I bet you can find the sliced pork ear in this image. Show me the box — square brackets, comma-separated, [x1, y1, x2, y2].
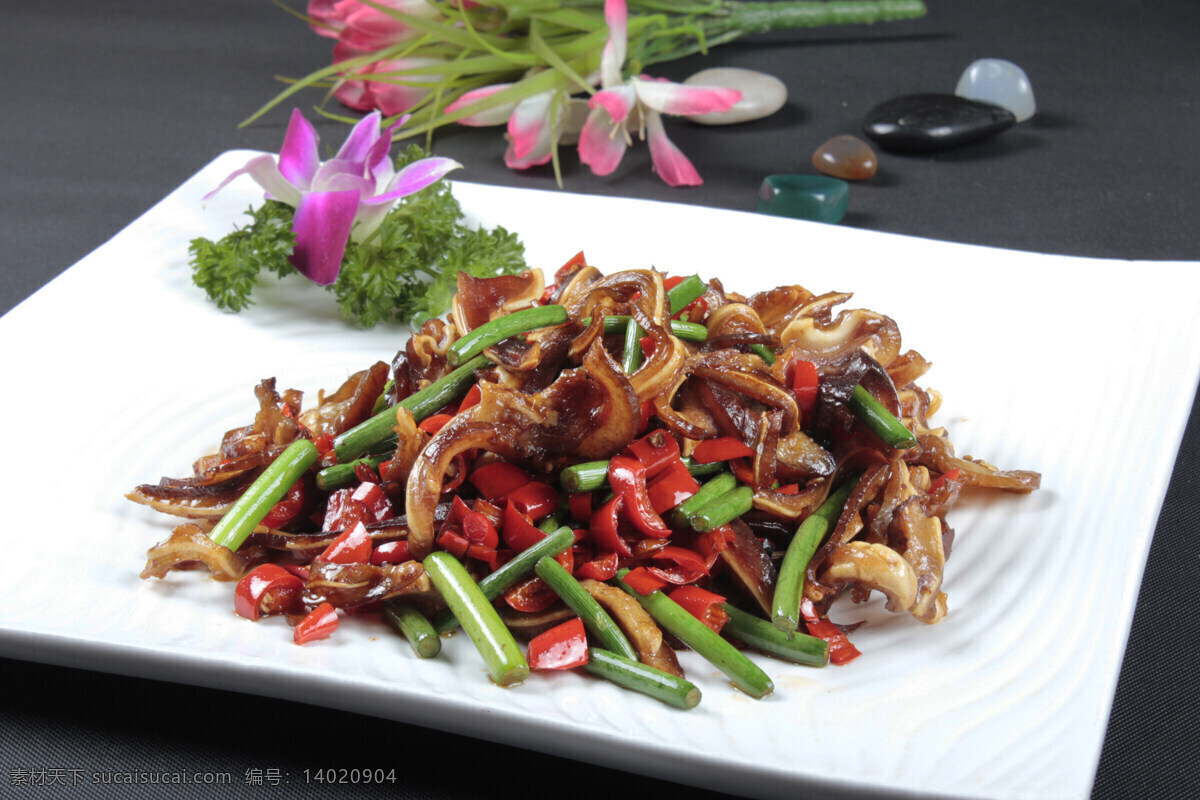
[580, 579, 684, 678]
[451, 270, 545, 335]
[297, 361, 390, 438]
[405, 339, 640, 559]
[127, 471, 259, 519]
[303, 561, 433, 608]
[140, 523, 249, 581]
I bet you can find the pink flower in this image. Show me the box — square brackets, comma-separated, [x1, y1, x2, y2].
[446, 85, 590, 170]
[578, 0, 741, 186]
[204, 109, 460, 285]
[332, 53, 445, 117]
[307, 0, 437, 50]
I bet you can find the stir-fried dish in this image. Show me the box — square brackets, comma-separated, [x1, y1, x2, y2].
[129, 256, 1039, 705]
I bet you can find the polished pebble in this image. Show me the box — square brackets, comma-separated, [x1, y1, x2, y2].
[862, 93, 1016, 153]
[757, 175, 849, 223]
[955, 58, 1036, 122]
[812, 135, 878, 180]
[683, 67, 787, 125]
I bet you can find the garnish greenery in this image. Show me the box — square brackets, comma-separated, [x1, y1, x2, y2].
[189, 145, 527, 327]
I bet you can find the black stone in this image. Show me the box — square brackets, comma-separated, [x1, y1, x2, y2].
[862, 93, 1016, 154]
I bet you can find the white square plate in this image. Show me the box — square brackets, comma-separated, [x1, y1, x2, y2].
[3, 152, 1198, 800]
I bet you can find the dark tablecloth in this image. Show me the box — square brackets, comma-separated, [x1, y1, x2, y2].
[2, 1, 1197, 798]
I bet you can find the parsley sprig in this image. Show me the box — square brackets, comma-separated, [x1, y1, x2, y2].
[188, 145, 526, 327]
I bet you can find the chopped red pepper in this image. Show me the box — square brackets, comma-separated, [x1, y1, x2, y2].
[573, 551, 619, 581]
[528, 617, 589, 670]
[234, 564, 304, 621]
[801, 598, 861, 665]
[322, 487, 368, 532]
[662, 275, 685, 291]
[775, 483, 800, 495]
[501, 501, 546, 552]
[462, 510, 500, 548]
[928, 468, 962, 494]
[350, 481, 392, 522]
[293, 602, 339, 645]
[418, 413, 455, 435]
[691, 436, 756, 464]
[504, 574, 560, 612]
[646, 545, 710, 585]
[469, 461, 531, 501]
[353, 462, 381, 484]
[608, 455, 672, 538]
[669, 586, 729, 634]
[505, 481, 559, 521]
[790, 360, 820, 417]
[466, 544, 507, 572]
[261, 478, 306, 529]
[639, 336, 656, 358]
[589, 495, 633, 557]
[647, 459, 701, 514]
[312, 432, 336, 458]
[625, 431, 683, 479]
[318, 521, 373, 564]
[693, 524, 735, 569]
[370, 539, 410, 565]
[567, 492, 593, 522]
[437, 528, 471, 558]
[622, 566, 668, 595]
[457, 383, 482, 412]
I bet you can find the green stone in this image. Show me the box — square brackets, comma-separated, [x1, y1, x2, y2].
[756, 175, 849, 223]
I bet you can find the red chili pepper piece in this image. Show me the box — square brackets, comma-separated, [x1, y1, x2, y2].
[637, 402, 654, 434]
[567, 492, 593, 522]
[669, 585, 730, 634]
[639, 336, 656, 358]
[662, 275, 685, 291]
[294, 602, 339, 645]
[469, 462, 531, 501]
[801, 598, 862, 665]
[462, 511, 500, 548]
[502, 501, 547, 552]
[465, 544, 505, 572]
[234, 564, 304, 621]
[321, 487, 367, 532]
[418, 413, 455, 435]
[370, 539, 410, 565]
[528, 617, 589, 670]
[312, 432, 336, 459]
[691, 436, 756, 464]
[353, 462, 381, 484]
[693, 525, 735, 570]
[646, 544, 710, 585]
[608, 455, 672, 538]
[261, 478, 306, 529]
[319, 521, 373, 564]
[437, 528, 471, 559]
[351, 481, 392, 522]
[674, 295, 707, 322]
[928, 468, 962, 494]
[647, 459, 701, 514]
[775, 483, 800, 495]
[282, 563, 310, 582]
[790, 360, 820, 417]
[622, 566, 668, 595]
[589, 495, 633, 557]
[457, 383, 482, 412]
[505, 481, 559, 521]
[625, 431, 683, 479]
[574, 551, 619, 581]
[504, 574, 560, 613]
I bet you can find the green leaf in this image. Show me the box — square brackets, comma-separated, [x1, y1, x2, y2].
[189, 201, 296, 312]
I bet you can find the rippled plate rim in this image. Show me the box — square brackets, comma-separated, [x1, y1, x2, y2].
[2, 151, 1199, 800]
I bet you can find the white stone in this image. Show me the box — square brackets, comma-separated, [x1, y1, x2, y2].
[682, 67, 787, 126]
[955, 58, 1036, 122]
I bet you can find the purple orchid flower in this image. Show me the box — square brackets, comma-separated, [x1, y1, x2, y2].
[205, 109, 460, 284]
